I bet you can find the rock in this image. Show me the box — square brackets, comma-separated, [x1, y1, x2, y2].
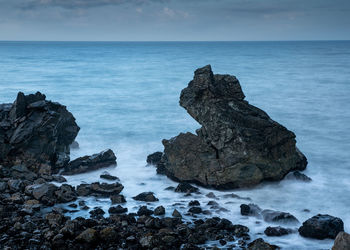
[240, 204, 262, 216]
[175, 182, 199, 193]
[261, 210, 299, 224]
[154, 206, 165, 215]
[264, 226, 293, 236]
[7, 179, 23, 192]
[110, 194, 126, 204]
[100, 173, 119, 181]
[188, 207, 202, 214]
[137, 206, 153, 216]
[76, 182, 124, 197]
[32, 183, 58, 201]
[54, 184, 77, 203]
[45, 213, 64, 228]
[99, 227, 117, 242]
[287, 171, 312, 182]
[206, 192, 217, 199]
[158, 65, 307, 189]
[172, 209, 182, 218]
[0, 92, 79, 172]
[332, 232, 350, 250]
[248, 238, 280, 250]
[132, 192, 159, 202]
[62, 149, 116, 175]
[147, 152, 163, 165]
[89, 208, 105, 218]
[70, 141, 79, 149]
[52, 175, 67, 183]
[75, 228, 97, 243]
[108, 205, 127, 214]
[188, 200, 200, 207]
[299, 214, 344, 239]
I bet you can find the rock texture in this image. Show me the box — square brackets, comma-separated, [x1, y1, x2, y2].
[332, 232, 350, 250]
[0, 92, 79, 173]
[299, 214, 344, 239]
[62, 149, 116, 175]
[157, 65, 307, 189]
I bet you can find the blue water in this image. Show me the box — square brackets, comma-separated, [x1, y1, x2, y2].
[0, 41, 349, 249]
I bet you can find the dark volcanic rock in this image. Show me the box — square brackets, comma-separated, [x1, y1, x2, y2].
[0, 92, 79, 172]
[108, 205, 127, 214]
[158, 65, 307, 189]
[100, 173, 119, 181]
[287, 171, 312, 182]
[62, 149, 116, 175]
[110, 194, 126, 204]
[137, 206, 153, 216]
[240, 204, 262, 216]
[154, 206, 165, 215]
[76, 182, 124, 197]
[299, 214, 344, 239]
[261, 210, 299, 224]
[132, 192, 159, 202]
[264, 226, 293, 237]
[248, 238, 280, 250]
[332, 232, 350, 250]
[175, 182, 199, 193]
[146, 152, 163, 165]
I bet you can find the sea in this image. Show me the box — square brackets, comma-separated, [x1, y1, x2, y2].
[0, 41, 349, 249]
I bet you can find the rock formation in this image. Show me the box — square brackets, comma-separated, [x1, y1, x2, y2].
[156, 65, 307, 189]
[0, 92, 79, 173]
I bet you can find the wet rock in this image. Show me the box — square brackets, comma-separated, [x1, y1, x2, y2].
[175, 182, 199, 193]
[332, 232, 350, 250]
[89, 208, 105, 218]
[10, 165, 37, 181]
[32, 183, 58, 201]
[70, 141, 79, 149]
[137, 206, 153, 216]
[7, 179, 23, 192]
[63, 149, 116, 175]
[299, 214, 344, 239]
[172, 209, 182, 218]
[188, 207, 202, 214]
[75, 228, 97, 243]
[110, 194, 126, 204]
[133, 192, 159, 202]
[223, 193, 251, 200]
[45, 212, 64, 228]
[55, 184, 77, 203]
[147, 151, 163, 165]
[262, 210, 299, 224]
[0, 92, 79, 172]
[286, 171, 312, 182]
[52, 175, 67, 183]
[100, 173, 119, 181]
[248, 238, 280, 250]
[206, 192, 217, 199]
[108, 205, 127, 214]
[154, 205, 165, 215]
[189, 200, 200, 207]
[76, 182, 124, 197]
[264, 226, 293, 236]
[99, 227, 118, 242]
[158, 65, 307, 189]
[240, 204, 262, 216]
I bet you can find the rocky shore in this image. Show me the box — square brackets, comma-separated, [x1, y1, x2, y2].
[0, 67, 348, 249]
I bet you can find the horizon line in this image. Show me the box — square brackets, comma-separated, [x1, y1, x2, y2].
[0, 39, 349, 43]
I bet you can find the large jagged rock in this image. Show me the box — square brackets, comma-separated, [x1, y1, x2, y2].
[62, 149, 116, 175]
[158, 65, 307, 189]
[0, 92, 80, 173]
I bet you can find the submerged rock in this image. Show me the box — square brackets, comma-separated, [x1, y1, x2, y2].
[146, 152, 163, 165]
[132, 192, 159, 202]
[62, 149, 116, 175]
[157, 65, 307, 189]
[76, 182, 124, 197]
[264, 226, 293, 237]
[174, 182, 199, 193]
[0, 92, 79, 172]
[299, 214, 344, 239]
[248, 238, 280, 250]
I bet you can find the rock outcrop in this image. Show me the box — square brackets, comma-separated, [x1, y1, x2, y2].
[157, 65, 307, 189]
[0, 92, 79, 173]
[62, 149, 116, 175]
[299, 214, 344, 239]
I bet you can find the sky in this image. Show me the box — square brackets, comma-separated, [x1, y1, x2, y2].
[0, 0, 349, 41]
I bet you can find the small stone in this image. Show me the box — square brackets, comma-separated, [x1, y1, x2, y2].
[76, 228, 97, 243]
[133, 192, 158, 202]
[108, 205, 127, 214]
[137, 206, 153, 216]
[172, 209, 182, 218]
[188, 207, 202, 214]
[154, 206, 165, 215]
[188, 200, 200, 207]
[110, 194, 126, 204]
[175, 183, 198, 193]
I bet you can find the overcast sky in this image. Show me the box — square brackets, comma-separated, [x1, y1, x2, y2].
[0, 0, 349, 41]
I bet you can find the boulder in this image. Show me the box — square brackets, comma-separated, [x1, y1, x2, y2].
[332, 232, 350, 250]
[157, 65, 307, 189]
[0, 92, 79, 173]
[264, 226, 293, 236]
[147, 152, 163, 165]
[110, 194, 126, 204]
[240, 204, 262, 217]
[154, 206, 165, 215]
[75, 228, 97, 243]
[299, 214, 344, 239]
[248, 238, 280, 250]
[62, 149, 116, 175]
[175, 182, 199, 193]
[261, 210, 299, 224]
[76, 182, 124, 197]
[108, 205, 127, 214]
[132, 192, 158, 202]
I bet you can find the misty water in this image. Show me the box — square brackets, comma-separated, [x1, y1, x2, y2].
[0, 41, 349, 249]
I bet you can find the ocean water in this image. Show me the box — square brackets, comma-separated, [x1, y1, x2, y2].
[0, 41, 349, 249]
